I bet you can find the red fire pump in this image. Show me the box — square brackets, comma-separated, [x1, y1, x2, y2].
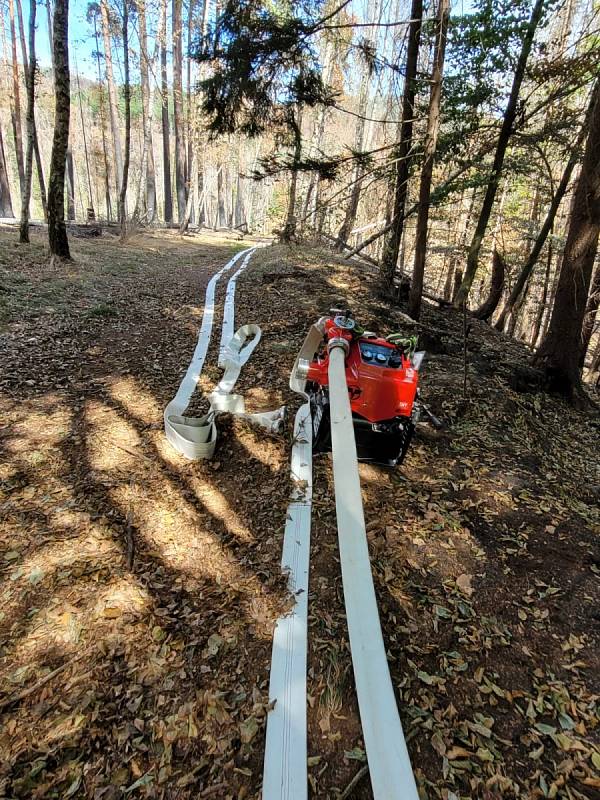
[305, 309, 439, 466]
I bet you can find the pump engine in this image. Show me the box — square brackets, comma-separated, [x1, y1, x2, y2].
[300, 309, 433, 466]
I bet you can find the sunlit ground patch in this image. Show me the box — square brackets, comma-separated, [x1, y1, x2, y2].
[106, 375, 160, 426]
[86, 399, 141, 471]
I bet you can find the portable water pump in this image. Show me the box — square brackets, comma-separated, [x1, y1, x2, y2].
[298, 309, 437, 467]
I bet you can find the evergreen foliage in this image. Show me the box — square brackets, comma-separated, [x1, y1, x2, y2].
[195, 0, 338, 138]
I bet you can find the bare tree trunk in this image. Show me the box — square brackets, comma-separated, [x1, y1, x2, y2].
[179, 87, 199, 234]
[473, 249, 506, 321]
[119, 0, 131, 239]
[587, 335, 600, 386]
[179, 151, 197, 234]
[75, 62, 95, 221]
[506, 185, 541, 337]
[379, 0, 423, 290]
[216, 165, 226, 228]
[19, 0, 36, 242]
[580, 263, 600, 364]
[454, 0, 546, 307]
[445, 189, 476, 300]
[160, 0, 172, 223]
[8, 0, 25, 197]
[0, 125, 14, 217]
[495, 120, 588, 331]
[16, 0, 47, 222]
[66, 149, 75, 220]
[92, 11, 112, 221]
[408, 0, 449, 319]
[530, 236, 553, 348]
[186, 0, 195, 197]
[197, 169, 206, 226]
[334, 74, 370, 251]
[172, 0, 187, 222]
[194, 0, 210, 228]
[334, 0, 380, 252]
[47, 0, 71, 260]
[533, 77, 600, 400]
[100, 0, 123, 199]
[282, 105, 303, 242]
[136, 0, 157, 222]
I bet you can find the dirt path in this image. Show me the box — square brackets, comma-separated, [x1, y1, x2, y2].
[0, 230, 291, 799]
[1, 230, 599, 800]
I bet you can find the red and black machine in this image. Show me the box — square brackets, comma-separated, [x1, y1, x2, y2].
[300, 309, 440, 467]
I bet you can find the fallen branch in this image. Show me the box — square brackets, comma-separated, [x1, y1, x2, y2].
[339, 765, 369, 799]
[315, 229, 379, 267]
[0, 652, 87, 712]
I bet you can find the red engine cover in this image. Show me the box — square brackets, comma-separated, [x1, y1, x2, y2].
[306, 320, 419, 422]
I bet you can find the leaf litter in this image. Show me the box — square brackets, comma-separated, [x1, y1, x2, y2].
[0, 231, 598, 799]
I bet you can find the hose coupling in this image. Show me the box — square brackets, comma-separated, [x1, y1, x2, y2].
[295, 357, 311, 379]
[327, 337, 350, 356]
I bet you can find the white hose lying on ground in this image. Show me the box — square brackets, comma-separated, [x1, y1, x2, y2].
[164, 248, 419, 798]
[164, 246, 284, 460]
[262, 324, 325, 800]
[328, 343, 419, 800]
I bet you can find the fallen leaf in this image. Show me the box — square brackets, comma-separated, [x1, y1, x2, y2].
[456, 573, 473, 596]
[240, 716, 259, 744]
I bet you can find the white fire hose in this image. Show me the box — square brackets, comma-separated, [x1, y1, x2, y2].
[164, 251, 418, 799]
[327, 342, 419, 800]
[164, 246, 285, 460]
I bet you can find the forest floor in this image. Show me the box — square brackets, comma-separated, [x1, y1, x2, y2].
[0, 227, 598, 800]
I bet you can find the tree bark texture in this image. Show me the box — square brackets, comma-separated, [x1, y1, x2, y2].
[445, 190, 476, 301]
[75, 64, 95, 219]
[580, 262, 600, 364]
[19, 0, 35, 242]
[137, 0, 157, 222]
[533, 77, 600, 399]
[473, 248, 506, 321]
[334, 64, 370, 251]
[119, 0, 131, 237]
[379, 0, 423, 290]
[47, 0, 71, 259]
[160, 0, 173, 223]
[8, 0, 25, 196]
[172, 0, 187, 222]
[282, 106, 303, 242]
[66, 148, 75, 220]
[334, 1, 381, 251]
[408, 0, 449, 319]
[0, 124, 15, 218]
[93, 11, 113, 220]
[15, 0, 47, 221]
[530, 237, 554, 348]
